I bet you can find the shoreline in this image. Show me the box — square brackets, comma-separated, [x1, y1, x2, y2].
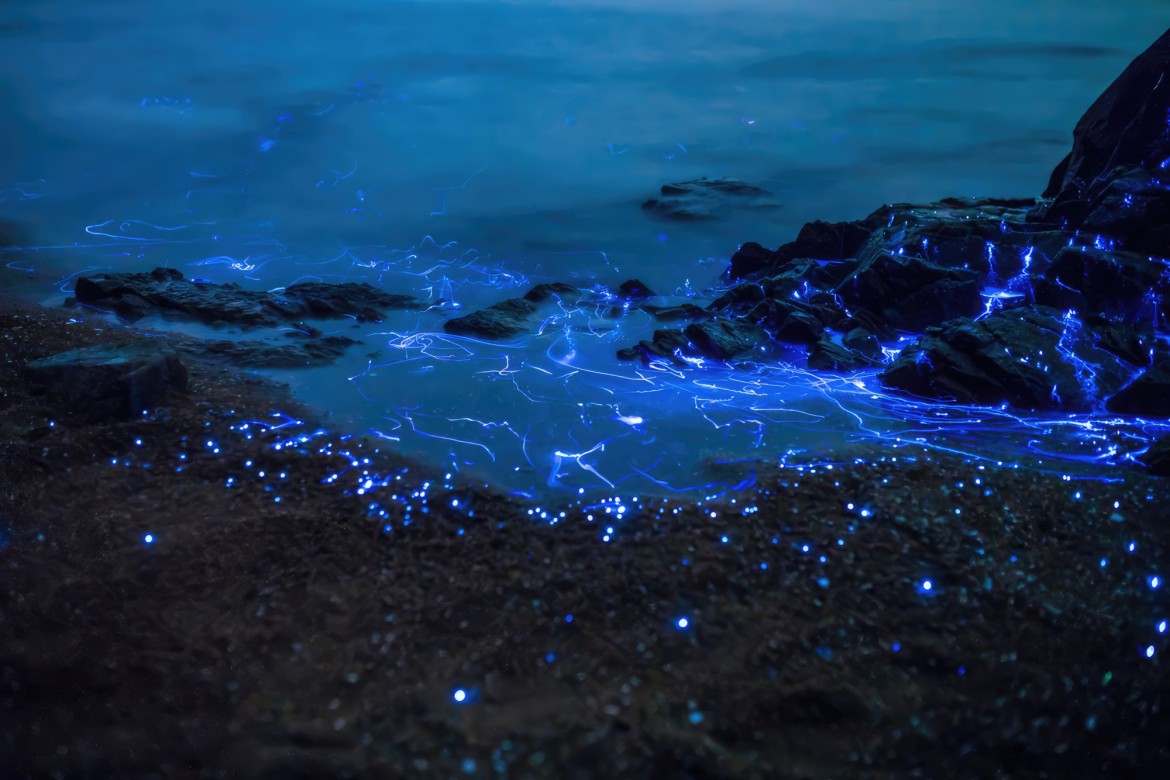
[3, 296, 1169, 777]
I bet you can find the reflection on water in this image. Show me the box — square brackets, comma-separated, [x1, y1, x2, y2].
[1, 0, 1167, 495]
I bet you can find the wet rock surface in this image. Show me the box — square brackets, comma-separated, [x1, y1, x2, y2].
[1105, 358, 1170, 417]
[177, 334, 362, 369]
[73, 267, 421, 327]
[1143, 434, 1170, 475]
[641, 177, 779, 222]
[444, 282, 580, 339]
[25, 342, 187, 421]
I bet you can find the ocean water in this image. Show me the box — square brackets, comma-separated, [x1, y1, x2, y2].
[2, 0, 1168, 496]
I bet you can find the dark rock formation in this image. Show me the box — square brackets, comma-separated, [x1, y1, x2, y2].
[1141, 435, 1170, 475]
[1043, 29, 1170, 202]
[1105, 359, 1170, 417]
[642, 178, 779, 222]
[617, 279, 655, 301]
[728, 220, 872, 280]
[444, 283, 578, 339]
[26, 343, 187, 421]
[73, 267, 420, 327]
[837, 253, 984, 332]
[880, 307, 1134, 411]
[616, 320, 774, 365]
[178, 335, 361, 369]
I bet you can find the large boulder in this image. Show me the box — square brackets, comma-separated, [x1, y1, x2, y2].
[880, 306, 1134, 411]
[1043, 28, 1170, 202]
[1032, 246, 1166, 324]
[25, 343, 187, 421]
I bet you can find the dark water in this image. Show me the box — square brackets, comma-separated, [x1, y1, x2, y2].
[2, 0, 1168, 496]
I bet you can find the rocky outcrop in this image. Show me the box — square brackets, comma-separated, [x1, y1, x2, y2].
[73, 267, 420, 327]
[1105, 359, 1170, 417]
[879, 306, 1136, 411]
[26, 343, 187, 421]
[642, 178, 779, 222]
[443, 283, 579, 339]
[178, 335, 361, 369]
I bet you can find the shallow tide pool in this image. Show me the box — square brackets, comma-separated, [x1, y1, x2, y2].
[2, 0, 1167, 496]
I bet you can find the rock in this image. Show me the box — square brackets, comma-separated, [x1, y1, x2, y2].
[775, 311, 824, 346]
[642, 303, 709, 322]
[617, 279, 655, 301]
[642, 178, 779, 222]
[837, 253, 983, 331]
[73, 268, 420, 327]
[444, 283, 579, 339]
[1043, 29, 1170, 202]
[1105, 359, 1170, 417]
[1032, 246, 1165, 324]
[843, 327, 882, 359]
[616, 320, 772, 365]
[728, 221, 870, 280]
[880, 306, 1134, 411]
[808, 336, 879, 372]
[179, 335, 361, 369]
[25, 343, 187, 421]
[1141, 435, 1170, 475]
[682, 320, 772, 362]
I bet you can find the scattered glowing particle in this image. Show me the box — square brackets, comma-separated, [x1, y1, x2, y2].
[676, 617, 689, 629]
[1146, 646, 1156, 659]
[688, 711, 704, 725]
[1151, 576, 1162, 590]
[1158, 620, 1167, 634]
[144, 534, 154, 544]
[453, 688, 467, 703]
[921, 579, 933, 592]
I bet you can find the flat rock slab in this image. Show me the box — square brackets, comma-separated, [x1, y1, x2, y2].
[74, 267, 420, 327]
[642, 178, 779, 222]
[178, 335, 361, 369]
[443, 283, 579, 339]
[26, 342, 187, 420]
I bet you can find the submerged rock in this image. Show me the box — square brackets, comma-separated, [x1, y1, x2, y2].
[879, 306, 1135, 411]
[443, 283, 579, 339]
[26, 343, 187, 420]
[73, 267, 420, 327]
[642, 178, 779, 222]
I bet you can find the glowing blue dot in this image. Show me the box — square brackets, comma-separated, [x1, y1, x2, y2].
[891, 642, 901, 653]
[676, 617, 689, 629]
[801, 544, 810, 553]
[760, 562, 768, 571]
[1158, 620, 1167, 634]
[721, 535, 729, 544]
[1146, 645, 1155, 659]
[1128, 542, 1136, 553]
[921, 579, 933, 592]
[453, 688, 467, 703]
[462, 758, 477, 774]
[688, 711, 704, 725]
[144, 534, 154, 544]
[545, 652, 556, 663]
[1151, 576, 1162, 590]
[565, 614, 574, 623]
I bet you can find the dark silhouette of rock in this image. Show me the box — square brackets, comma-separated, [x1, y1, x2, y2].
[616, 320, 773, 365]
[617, 279, 655, 301]
[879, 306, 1134, 411]
[1043, 29, 1170, 202]
[1032, 246, 1166, 324]
[837, 253, 983, 332]
[1105, 358, 1170, 417]
[73, 268, 420, 327]
[808, 336, 879, 372]
[728, 220, 870, 280]
[642, 178, 779, 222]
[179, 335, 361, 369]
[26, 343, 187, 421]
[642, 303, 709, 322]
[444, 283, 579, 339]
[1141, 435, 1170, 475]
[775, 310, 824, 345]
[843, 327, 882, 359]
